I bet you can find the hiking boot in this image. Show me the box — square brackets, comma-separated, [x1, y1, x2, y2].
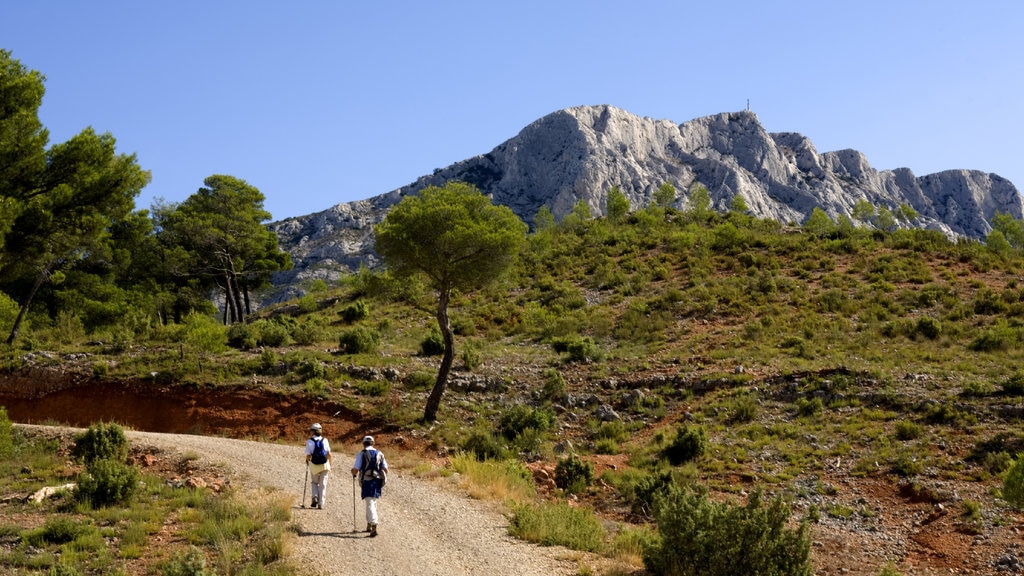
[369, 523, 377, 537]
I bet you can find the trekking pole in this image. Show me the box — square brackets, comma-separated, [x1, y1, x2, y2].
[352, 474, 357, 532]
[301, 463, 309, 508]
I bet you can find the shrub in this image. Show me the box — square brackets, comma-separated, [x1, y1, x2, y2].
[594, 420, 630, 444]
[354, 380, 390, 397]
[795, 397, 823, 417]
[550, 335, 604, 362]
[304, 378, 328, 398]
[618, 469, 675, 517]
[403, 371, 435, 391]
[297, 294, 318, 314]
[894, 421, 922, 441]
[76, 458, 140, 507]
[914, 316, 942, 340]
[540, 369, 568, 404]
[643, 486, 812, 576]
[663, 425, 707, 465]
[291, 319, 327, 345]
[1001, 373, 1024, 395]
[340, 300, 369, 323]
[258, 321, 290, 347]
[498, 405, 554, 441]
[1003, 454, 1024, 509]
[461, 430, 508, 461]
[295, 359, 327, 382]
[72, 422, 128, 465]
[461, 343, 482, 371]
[338, 326, 380, 354]
[24, 516, 90, 546]
[226, 323, 258, 349]
[566, 337, 603, 363]
[420, 329, 445, 356]
[728, 393, 759, 424]
[555, 455, 594, 494]
[891, 451, 923, 477]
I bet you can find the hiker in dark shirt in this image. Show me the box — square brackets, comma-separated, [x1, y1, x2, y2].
[351, 435, 388, 536]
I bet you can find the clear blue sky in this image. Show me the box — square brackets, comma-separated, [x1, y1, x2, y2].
[3, 1, 1022, 222]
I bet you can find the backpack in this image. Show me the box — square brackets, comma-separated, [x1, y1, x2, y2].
[310, 438, 327, 465]
[361, 448, 386, 486]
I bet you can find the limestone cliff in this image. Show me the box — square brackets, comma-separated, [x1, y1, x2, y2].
[267, 105, 1022, 302]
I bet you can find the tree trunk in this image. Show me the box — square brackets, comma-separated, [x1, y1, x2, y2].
[423, 287, 455, 423]
[6, 259, 55, 345]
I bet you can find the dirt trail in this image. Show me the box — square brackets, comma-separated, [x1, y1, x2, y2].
[127, 430, 580, 576]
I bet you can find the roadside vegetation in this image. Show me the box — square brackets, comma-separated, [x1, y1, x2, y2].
[0, 414, 295, 575]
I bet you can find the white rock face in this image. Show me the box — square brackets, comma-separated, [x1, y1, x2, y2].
[267, 105, 1022, 302]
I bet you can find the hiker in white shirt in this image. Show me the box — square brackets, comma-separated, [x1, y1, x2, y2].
[304, 423, 332, 508]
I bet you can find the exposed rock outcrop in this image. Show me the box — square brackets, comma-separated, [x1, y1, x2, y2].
[267, 105, 1022, 303]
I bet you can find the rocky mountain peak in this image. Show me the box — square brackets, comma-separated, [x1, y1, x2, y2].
[267, 105, 1022, 302]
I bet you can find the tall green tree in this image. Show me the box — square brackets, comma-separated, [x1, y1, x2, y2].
[687, 183, 712, 221]
[606, 185, 630, 222]
[654, 182, 676, 208]
[991, 211, 1024, 250]
[0, 49, 49, 265]
[4, 128, 149, 344]
[374, 181, 527, 422]
[158, 175, 291, 324]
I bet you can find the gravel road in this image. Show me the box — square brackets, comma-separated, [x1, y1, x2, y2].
[126, 431, 580, 576]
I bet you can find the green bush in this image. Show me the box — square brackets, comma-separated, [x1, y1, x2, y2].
[728, 393, 759, 424]
[226, 323, 258, 349]
[894, 420, 922, 441]
[549, 335, 604, 362]
[618, 469, 676, 517]
[297, 294, 318, 314]
[258, 320, 291, 347]
[795, 397, 824, 417]
[498, 405, 554, 441]
[540, 369, 568, 404]
[461, 343, 482, 371]
[403, 371, 435, 391]
[554, 455, 594, 494]
[23, 516, 91, 546]
[72, 422, 128, 465]
[340, 300, 369, 323]
[419, 329, 445, 356]
[1003, 454, 1024, 509]
[663, 425, 707, 465]
[354, 380, 390, 397]
[567, 337, 603, 363]
[643, 486, 812, 576]
[461, 430, 508, 461]
[338, 326, 380, 354]
[295, 359, 327, 382]
[75, 458, 140, 507]
[1001, 373, 1024, 395]
[291, 319, 328, 345]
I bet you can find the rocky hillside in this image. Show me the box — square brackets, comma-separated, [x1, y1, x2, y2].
[267, 104, 1023, 302]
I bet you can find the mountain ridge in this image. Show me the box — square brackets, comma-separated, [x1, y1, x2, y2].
[267, 104, 1022, 302]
